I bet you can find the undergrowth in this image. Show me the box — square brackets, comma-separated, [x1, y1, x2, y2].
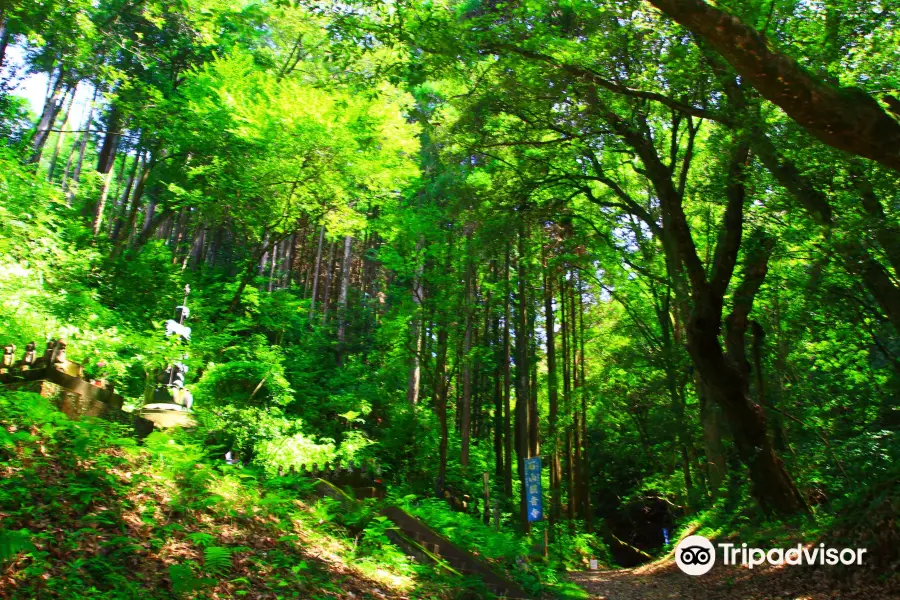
[0, 391, 453, 599]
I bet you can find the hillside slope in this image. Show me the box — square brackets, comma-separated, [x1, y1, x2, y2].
[0, 392, 454, 600]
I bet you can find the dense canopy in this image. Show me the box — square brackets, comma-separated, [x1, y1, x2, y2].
[0, 0, 898, 598]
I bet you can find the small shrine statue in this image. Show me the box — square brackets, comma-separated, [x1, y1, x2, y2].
[165, 306, 192, 342]
[21, 342, 36, 367]
[31, 340, 56, 369]
[51, 339, 67, 366]
[151, 285, 194, 411]
[2, 344, 15, 368]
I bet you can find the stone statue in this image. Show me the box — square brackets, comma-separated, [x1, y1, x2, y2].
[22, 342, 36, 367]
[2, 344, 15, 368]
[149, 285, 194, 412]
[51, 339, 67, 366]
[30, 340, 55, 370]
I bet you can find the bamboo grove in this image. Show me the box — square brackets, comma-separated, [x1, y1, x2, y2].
[1, 0, 899, 559]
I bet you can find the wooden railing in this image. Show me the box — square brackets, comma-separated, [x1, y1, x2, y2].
[275, 460, 386, 497]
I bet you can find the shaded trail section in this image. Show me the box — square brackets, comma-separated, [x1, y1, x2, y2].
[571, 557, 897, 600]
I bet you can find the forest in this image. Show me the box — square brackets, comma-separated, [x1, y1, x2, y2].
[0, 0, 898, 598]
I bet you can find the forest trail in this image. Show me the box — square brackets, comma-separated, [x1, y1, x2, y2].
[570, 558, 891, 600]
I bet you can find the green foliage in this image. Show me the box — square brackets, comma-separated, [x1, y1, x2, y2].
[3, 0, 900, 595]
[0, 391, 452, 599]
[203, 546, 233, 576]
[0, 530, 35, 565]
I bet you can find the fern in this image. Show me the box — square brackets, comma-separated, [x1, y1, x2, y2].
[187, 531, 216, 548]
[0, 529, 34, 564]
[169, 563, 204, 595]
[203, 546, 233, 576]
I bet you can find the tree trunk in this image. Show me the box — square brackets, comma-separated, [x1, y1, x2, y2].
[460, 226, 475, 468]
[68, 89, 98, 202]
[514, 222, 531, 531]
[96, 102, 123, 174]
[267, 236, 279, 291]
[337, 235, 353, 352]
[649, 0, 900, 172]
[110, 152, 140, 240]
[503, 242, 514, 498]
[544, 258, 561, 530]
[688, 292, 806, 513]
[407, 237, 425, 404]
[170, 207, 189, 255]
[309, 224, 326, 321]
[321, 241, 337, 325]
[111, 152, 152, 258]
[578, 276, 592, 531]
[570, 274, 583, 520]
[434, 237, 454, 489]
[561, 273, 575, 524]
[46, 88, 77, 181]
[92, 137, 122, 236]
[134, 209, 172, 252]
[528, 278, 540, 459]
[228, 238, 277, 312]
[30, 69, 69, 164]
[186, 227, 205, 271]
[435, 323, 450, 489]
[493, 262, 504, 480]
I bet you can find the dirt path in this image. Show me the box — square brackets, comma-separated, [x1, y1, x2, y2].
[569, 557, 896, 600]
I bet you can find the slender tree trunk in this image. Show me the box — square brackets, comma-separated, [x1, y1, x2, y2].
[337, 235, 353, 351]
[544, 257, 561, 531]
[514, 222, 531, 532]
[134, 209, 172, 251]
[96, 103, 122, 174]
[321, 241, 337, 325]
[171, 207, 189, 255]
[493, 259, 504, 480]
[570, 274, 583, 520]
[61, 132, 79, 190]
[461, 225, 475, 468]
[47, 88, 77, 181]
[503, 242, 514, 498]
[435, 323, 450, 488]
[228, 232, 285, 311]
[30, 69, 69, 164]
[258, 231, 270, 274]
[207, 227, 224, 268]
[72, 89, 97, 182]
[578, 277, 592, 531]
[407, 237, 425, 404]
[285, 233, 299, 286]
[528, 281, 540, 458]
[561, 273, 575, 524]
[186, 227, 205, 271]
[309, 224, 326, 321]
[267, 237, 279, 291]
[111, 152, 152, 258]
[111, 151, 140, 240]
[92, 137, 122, 236]
[434, 235, 454, 489]
[107, 143, 129, 234]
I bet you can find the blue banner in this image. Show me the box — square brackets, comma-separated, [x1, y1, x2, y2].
[524, 457, 543, 522]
